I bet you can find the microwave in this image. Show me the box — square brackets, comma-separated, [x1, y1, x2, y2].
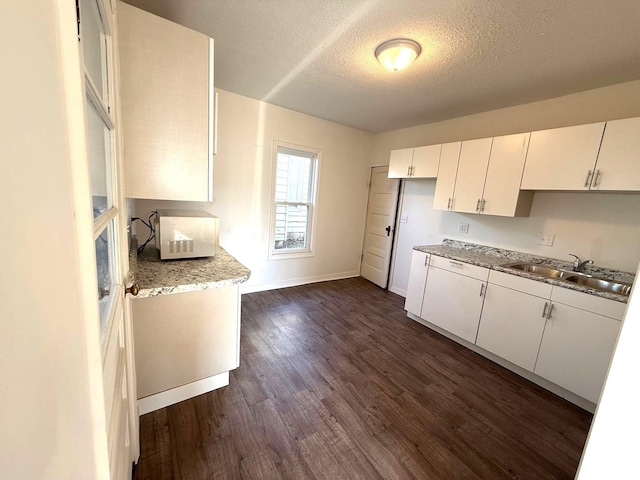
[154, 209, 219, 260]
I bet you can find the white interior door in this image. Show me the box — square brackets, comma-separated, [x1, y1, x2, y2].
[80, 0, 138, 476]
[360, 166, 400, 288]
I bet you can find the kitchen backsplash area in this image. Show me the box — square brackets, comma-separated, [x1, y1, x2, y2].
[390, 179, 640, 296]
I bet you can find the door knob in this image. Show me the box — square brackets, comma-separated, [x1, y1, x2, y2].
[125, 283, 139, 297]
[385, 225, 391, 236]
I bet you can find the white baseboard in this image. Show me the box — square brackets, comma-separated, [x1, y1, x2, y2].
[406, 312, 596, 413]
[388, 285, 407, 297]
[240, 271, 360, 294]
[137, 371, 229, 415]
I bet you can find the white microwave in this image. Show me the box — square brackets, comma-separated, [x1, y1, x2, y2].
[154, 209, 219, 260]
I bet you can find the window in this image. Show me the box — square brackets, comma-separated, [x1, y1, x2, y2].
[270, 142, 320, 258]
[79, 0, 121, 342]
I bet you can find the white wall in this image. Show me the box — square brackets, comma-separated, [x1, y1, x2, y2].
[379, 81, 640, 295]
[135, 88, 373, 291]
[1, 2, 109, 478]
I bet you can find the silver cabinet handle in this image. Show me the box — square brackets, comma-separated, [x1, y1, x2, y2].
[542, 302, 548, 318]
[476, 199, 481, 212]
[547, 304, 555, 319]
[424, 254, 429, 266]
[593, 169, 602, 187]
[447, 197, 452, 210]
[584, 170, 593, 187]
[481, 199, 486, 212]
[479, 283, 485, 297]
[449, 260, 464, 267]
[407, 165, 411, 177]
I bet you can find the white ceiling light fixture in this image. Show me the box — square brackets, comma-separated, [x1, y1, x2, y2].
[375, 39, 421, 72]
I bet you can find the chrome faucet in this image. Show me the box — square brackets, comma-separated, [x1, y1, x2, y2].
[569, 254, 593, 272]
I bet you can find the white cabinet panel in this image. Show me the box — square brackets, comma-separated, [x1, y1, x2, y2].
[119, 2, 214, 201]
[592, 117, 640, 191]
[481, 132, 533, 217]
[452, 138, 493, 214]
[412, 145, 440, 178]
[388, 148, 414, 178]
[433, 141, 461, 210]
[534, 302, 620, 403]
[133, 286, 240, 399]
[476, 283, 548, 371]
[404, 250, 429, 316]
[521, 122, 605, 190]
[421, 266, 486, 343]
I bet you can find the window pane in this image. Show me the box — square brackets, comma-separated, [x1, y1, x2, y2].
[96, 221, 116, 341]
[274, 204, 308, 250]
[275, 152, 312, 203]
[86, 97, 111, 218]
[80, 0, 108, 104]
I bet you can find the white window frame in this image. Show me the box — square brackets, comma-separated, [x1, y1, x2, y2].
[269, 140, 321, 260]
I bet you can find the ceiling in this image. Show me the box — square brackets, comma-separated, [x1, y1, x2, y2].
[123, 0, 640, 133]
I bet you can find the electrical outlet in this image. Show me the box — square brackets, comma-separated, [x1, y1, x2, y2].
[400, 214, 408, 223]
[537, 233, 555, 246]
[457, 223, 469, 234]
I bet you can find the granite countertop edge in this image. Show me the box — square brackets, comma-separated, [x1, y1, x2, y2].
[130, 240, 251, 299]
[414, 240, 634, 304]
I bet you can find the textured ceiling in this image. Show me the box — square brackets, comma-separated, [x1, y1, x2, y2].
[122, 0, 640, 133]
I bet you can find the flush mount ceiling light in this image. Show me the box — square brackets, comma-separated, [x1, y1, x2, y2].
[375, 39, 421, 72]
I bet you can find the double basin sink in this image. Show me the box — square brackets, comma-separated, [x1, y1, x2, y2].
[503, 263, 633, 296]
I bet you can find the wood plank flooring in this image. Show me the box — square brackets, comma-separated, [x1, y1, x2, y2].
[134, 277, 592, 480]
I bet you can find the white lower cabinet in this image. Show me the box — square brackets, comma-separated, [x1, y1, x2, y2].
[404, 250, 429, 316]
[420, 257, 489, 343]
[533, 296, 622, 404]
[406, 255, 626, 406]
[476, 285, 548, 371]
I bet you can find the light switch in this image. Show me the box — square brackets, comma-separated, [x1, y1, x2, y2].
[537, 234, 555, 246]
[400, 214, 408, 223]
[457, 223, 469, 234]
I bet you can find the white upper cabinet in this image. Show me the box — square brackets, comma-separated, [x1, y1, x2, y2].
[388, 145, 440, 178]
[119, 2, 214, 201]
[591, 117, 640, 191]
[388, 148, 413, 178]
[481, 132, 533, 217]
[521, 122, 605, 190]
[450, 138, 493, 214]
[433, 141, 461, 210]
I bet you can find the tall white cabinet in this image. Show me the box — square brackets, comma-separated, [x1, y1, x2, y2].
[119, 2, 215, 201]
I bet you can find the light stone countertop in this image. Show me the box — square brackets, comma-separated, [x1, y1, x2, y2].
[131, 244, 250, 298]
[415, 239, 634, 303]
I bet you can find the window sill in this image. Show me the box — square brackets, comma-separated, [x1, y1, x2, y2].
[269, 249, 315, 261]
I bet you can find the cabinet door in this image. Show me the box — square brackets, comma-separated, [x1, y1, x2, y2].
[119, 2, 213, 201]
[521, 122, 605, 190]
[433, 141, 461, 210]
[404, 250, 429, 316]
[482, 133, 532, 217]
[411, 145, 441, 178]
[451, 138, 493, 214]
[421, 266, 485, 343]
[592, 117, 640, 191]
[476, 284, 548, 371]
[388, 148, 414, 178]
[534, 303, 620, 403]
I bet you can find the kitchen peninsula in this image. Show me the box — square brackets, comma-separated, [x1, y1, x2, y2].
[131, 244, 250, 414]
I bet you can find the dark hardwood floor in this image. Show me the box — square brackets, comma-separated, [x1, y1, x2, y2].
[135, 277, 592, 480]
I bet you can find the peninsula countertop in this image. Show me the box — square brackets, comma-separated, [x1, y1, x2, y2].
[131, 245, 251, 298]
[414, 239, 634, 303]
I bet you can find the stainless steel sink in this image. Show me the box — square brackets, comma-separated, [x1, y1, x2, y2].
[564, 275, 633, 295]
[503, 263, 574, 279]
[502, 262, 632, 296]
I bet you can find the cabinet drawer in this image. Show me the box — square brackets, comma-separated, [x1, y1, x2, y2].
[551, 286, 626, 321]
[430, 255, 489, 281]
[488, 270, 552, 298]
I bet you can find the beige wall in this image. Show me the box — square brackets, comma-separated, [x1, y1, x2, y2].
[382, 81, 640, 295]
[136, 88, 373, 291]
